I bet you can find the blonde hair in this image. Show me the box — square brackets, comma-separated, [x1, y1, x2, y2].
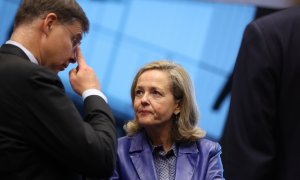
[125, 60, 206, 142]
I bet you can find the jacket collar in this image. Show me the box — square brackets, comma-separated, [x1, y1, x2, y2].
[129, 131, 147, 153]
[129, 131, 199, 180]
[129, 131, 158, 180]
[175, 142, 199, 180]
[0, 44, 30, 61]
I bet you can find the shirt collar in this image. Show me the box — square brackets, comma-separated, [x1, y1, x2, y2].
[152, 143, 177, 158]
[6, 40, 39, 64]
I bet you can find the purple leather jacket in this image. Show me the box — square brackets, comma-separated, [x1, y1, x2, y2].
[110, 131, 224, 180]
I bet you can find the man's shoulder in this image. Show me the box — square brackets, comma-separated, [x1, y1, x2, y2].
[253, 5, 300, 28]
[2, 59, 58, 81]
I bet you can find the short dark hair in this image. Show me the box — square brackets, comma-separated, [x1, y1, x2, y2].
[14, 0, 89, 33]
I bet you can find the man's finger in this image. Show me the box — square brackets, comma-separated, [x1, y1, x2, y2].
[69, 68, 77, 77]
[75, 47, 87, 68]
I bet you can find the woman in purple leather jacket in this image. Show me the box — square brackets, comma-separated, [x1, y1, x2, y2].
[110, 61, 224, 180]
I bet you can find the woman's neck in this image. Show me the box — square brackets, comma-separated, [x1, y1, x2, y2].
[145, 126, 173, 152]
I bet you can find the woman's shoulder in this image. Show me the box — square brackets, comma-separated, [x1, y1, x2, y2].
[195, 138, 222, 153]
[117, 132, 144, 148]
[116, 132, 148, 156]
[118, 135, 130, 142]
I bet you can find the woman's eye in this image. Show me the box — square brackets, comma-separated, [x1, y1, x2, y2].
[152, 91, 161, 96]
[135, 90, 143, 96]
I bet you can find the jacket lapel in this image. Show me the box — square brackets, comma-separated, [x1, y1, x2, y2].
[175, 142, 199, 180]
[129, 132, 158, 180]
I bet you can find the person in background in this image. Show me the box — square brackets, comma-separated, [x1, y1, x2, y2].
[0, 0, 116, 179]
[110, 61, 224, 180]
[221, 5, 300, 180]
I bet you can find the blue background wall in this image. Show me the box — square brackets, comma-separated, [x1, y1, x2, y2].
[0, 0, 256, 140]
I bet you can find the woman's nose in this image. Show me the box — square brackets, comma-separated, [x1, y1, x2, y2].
[141, 93, 150, 105]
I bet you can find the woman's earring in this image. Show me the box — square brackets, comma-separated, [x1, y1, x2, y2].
[174, 113, 179, 123]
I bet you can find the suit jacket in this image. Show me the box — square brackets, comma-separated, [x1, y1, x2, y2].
[221, 6, 300, 180]
[110, 131, 224, 180]
[0, 44, 116, 179]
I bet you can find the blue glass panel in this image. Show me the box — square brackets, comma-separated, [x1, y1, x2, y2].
[0, 0, 256, 140]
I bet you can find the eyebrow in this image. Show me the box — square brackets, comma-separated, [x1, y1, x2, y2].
[136, 85, 165, 91]
[78, 32, 83, 38]
[75, 33, 83, 41]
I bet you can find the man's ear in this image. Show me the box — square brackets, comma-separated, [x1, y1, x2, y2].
[42, 13, 58, 35]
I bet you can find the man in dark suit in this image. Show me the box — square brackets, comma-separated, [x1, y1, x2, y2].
[0, 0, 116, 179]
[221, 5, 300, 180]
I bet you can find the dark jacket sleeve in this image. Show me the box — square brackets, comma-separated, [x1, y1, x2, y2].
[23, 67, 116, 178]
